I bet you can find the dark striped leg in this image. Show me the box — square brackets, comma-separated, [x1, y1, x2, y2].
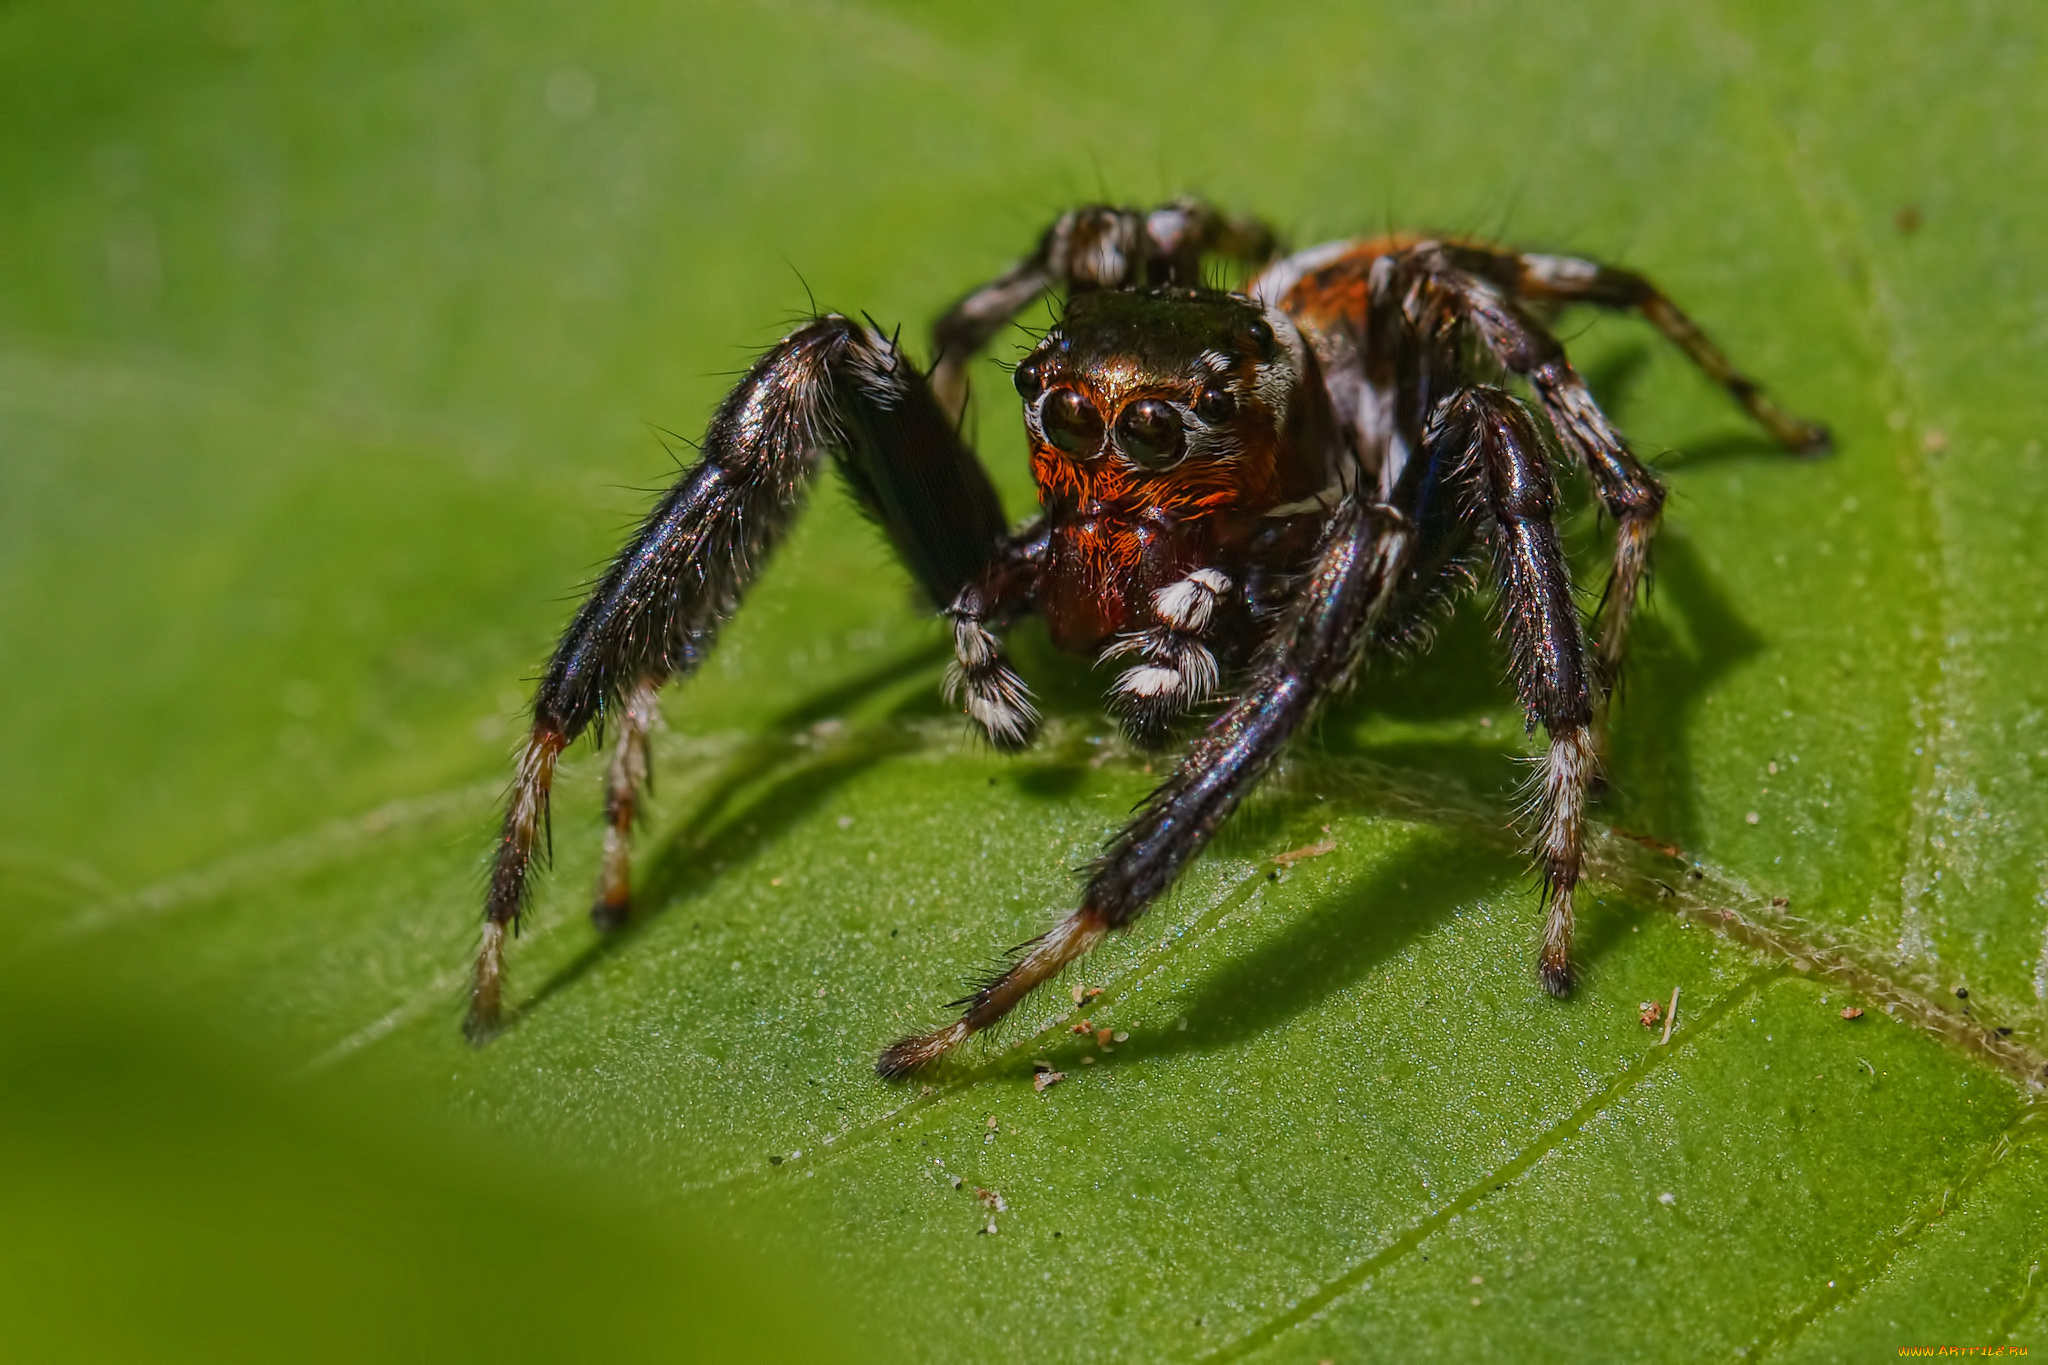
[1435, 387, 1597, 996]
[469, 315, 1010, 1042]
[877, 502, 1410, 1077]
[1441, 242, 1831, 456]
[1410, 252, 1667, 727]
[929, 198, 1279, 418]
[590, 677, 661, 931]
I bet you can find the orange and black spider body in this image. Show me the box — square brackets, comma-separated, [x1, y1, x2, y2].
[468, 198, 1827, 1079]
[1014, 288, 1338, 660]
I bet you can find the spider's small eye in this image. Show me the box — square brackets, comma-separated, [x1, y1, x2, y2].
[1041, 388, 1105, 457]
[1244, 316, 1276, 357]
[1013, 359, 1046, 400]
[1115, 399, 1185, 470]
[1193, 386, 1237, 423]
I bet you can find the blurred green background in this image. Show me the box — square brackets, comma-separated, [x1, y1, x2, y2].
[5, 1, 2047, 1359]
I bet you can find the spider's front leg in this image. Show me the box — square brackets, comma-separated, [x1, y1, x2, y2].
[1434, 386, 1597, 996]
[877, 503, 1409, 1077]
[929, 198, 1280, 418]
[468, 316, 1009, 1041]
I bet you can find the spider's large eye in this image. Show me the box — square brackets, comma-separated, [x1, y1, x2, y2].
[1244, 316, 1277, 358]
[1193, 386, 1236, 423]
[1013, 358, 1047, 401]
[1115, 399, 1185, 470]
[1040, 388, 1104, 457]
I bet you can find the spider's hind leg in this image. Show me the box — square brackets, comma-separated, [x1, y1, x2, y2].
[1435, 386, 1597, 996]
[929, 199, 1280, 419]
[1445, 242, 1831, 456]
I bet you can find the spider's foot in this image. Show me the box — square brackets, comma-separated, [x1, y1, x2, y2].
[875, 1021, 973, 1080]
[464, 921, 509, 1044]
[1539, 950, 1576, 999]
[1784, 418, 1834, 458]
[590, 893, 631, 933]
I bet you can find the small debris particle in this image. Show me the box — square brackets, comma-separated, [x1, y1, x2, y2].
[815, 985, 826, 998]
[1273, 835, 1338, 869]
[1659, 1192, 1677, 1206]
[769, 1155, 782, 1166]
[1471, 1297, 1482, 1307]
[1792, 959, 1811, 972]
[1070, 1019, 1093, 1035]
[975, 1187, 1008, 1213]
[1085, 985, 1102, 1001]
[986, 1116, 999, 1130]
[1080, 1055, 1096, 1065]
[770, 876, 784, 887]
[1895, 204, 1922, 233]
[1771, 896, 1789, 909]
[1470, 1275, 1484, 1286]
[1113, 1030, 1129, 1043]
[1954, 986, 1969, 1000]
[836, 815, 854, 829]
[1638, 1001, 1663, 1029]
[1479, 716, 1493, 728]
[1177, 1018, 1189, 1032]
[1095, 1027, 1115, 1048]
[949, 1174, 963, 1189]
[978, 1219, 999, 1235]
[1618, 829, 1686, 860]
[1841, 1006, 1864, 1020]
[1071, 984, 1086, 1005]
[1034, 1070, 1067, 1093]
[1661, 987, 1680, 1046]
[1923, 428, 1949, 454]
[1688, 868, 1705, 881]
[1767, 761, 1779, 776]
[1745, 811, 1761, 825]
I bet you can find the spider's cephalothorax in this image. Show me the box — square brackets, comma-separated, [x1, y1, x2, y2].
[1000, 288, 1338, 740]
[463, 199, 1828, 1077]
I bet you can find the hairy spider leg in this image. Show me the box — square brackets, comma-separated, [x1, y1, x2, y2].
[1435, 387, 1597, 996]
[591, 677, 661, 931]
[929, 198, 1281, 420]
[878, 501, 1410, 1077]
[1442, 243, 1833, 457]
[944, 522, 1049, 749]
[469, 317, 1010, 1041]
[1415, 250, 1670, 747]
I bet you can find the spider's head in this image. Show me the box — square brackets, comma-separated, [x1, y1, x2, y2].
[1012, 287, 1329, 519]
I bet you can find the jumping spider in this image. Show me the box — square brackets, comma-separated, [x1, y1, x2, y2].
[465, 198, 1827, 1075]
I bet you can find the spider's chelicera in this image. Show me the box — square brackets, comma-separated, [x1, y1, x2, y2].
[464, 200, 1828, 1075]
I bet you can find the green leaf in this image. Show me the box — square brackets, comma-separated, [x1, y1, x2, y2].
[6, 1, 2046, 1358]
